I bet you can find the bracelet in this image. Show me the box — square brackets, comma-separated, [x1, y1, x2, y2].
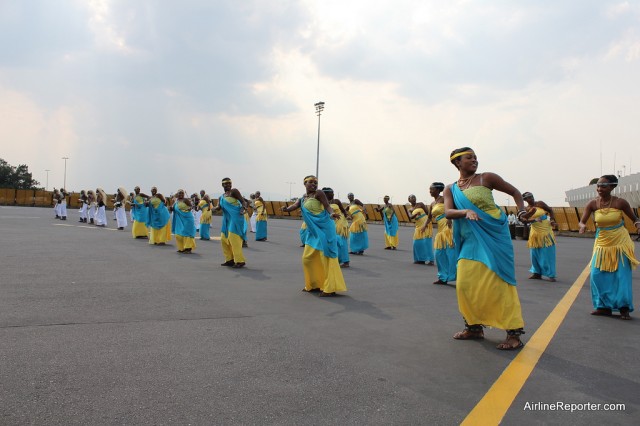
[635, 221, 640, 226]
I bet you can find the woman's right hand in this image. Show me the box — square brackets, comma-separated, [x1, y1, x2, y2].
[578, 223, 586, 234]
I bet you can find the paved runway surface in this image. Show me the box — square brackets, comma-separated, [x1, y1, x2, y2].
[1, 206, 638, 425]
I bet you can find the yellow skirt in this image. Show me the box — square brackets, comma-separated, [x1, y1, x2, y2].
[456, 259, 524, 330]
[149, 222, 172, 244]
[302, 245, 347, 293]
[131, 220, 148, 238]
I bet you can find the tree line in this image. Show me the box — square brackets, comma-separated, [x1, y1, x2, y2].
[0, 158, 41, 189]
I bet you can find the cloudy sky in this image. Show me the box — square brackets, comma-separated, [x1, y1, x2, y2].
[1, 0, 639, 206]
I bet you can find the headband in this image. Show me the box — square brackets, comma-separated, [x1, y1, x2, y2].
[304, 176, 317, 184]
[449, 150, 474, 161]
[522, 192, 533, 199]
[221, 179, 231, 184]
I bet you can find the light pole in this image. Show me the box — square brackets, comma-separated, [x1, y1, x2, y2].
[285, 182, 295, 200]
[62, 157, 70, 190]
[45, 169, 50, 191]
[314, 101, 325, 179]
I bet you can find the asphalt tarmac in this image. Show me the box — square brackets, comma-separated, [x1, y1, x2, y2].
[0, 206, 638, 425]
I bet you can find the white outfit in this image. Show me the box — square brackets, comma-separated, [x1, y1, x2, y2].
[250, 209, 257, 233]
[59, 199, 68, 218]
[88, 202, 96, 222]
[95, 205, 107, 226]
[115, 203, 128, 228]
[79, 202, 88, 220]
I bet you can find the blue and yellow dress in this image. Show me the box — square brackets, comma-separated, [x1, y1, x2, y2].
[348, 204, 369, 254]
[527, 207, 556, 279]
[172, 200, 196, 252]
[198, 199, 212, 240]
[131, 194, 149, 238]
[331, 202, 350, 265]
[301, 197, 347, 293]
[383, 205, 399, 249]
[432, 202, 457, 282]
[220, 195, 247, 264]
[411, 207, 434, 263]
[146, 196, 172, 244]
[452, 185, 524, 330]
[590, 208, 638, 312]
[255, 199, 268, 241]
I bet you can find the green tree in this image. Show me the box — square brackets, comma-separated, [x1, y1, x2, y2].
[0, 158, 41, 189]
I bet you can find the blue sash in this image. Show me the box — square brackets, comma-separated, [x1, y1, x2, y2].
[451, 184, 516, 285]
[146, 201, 170, 230]
[220, 196, 246, 239]
[301, 202, 338, 258]
[132, 196, 148, 222]
[383, 207, 399, 237]
[171, 203, 196, 238]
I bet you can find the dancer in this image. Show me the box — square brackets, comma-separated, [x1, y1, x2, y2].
[192, 193, 201, 235]
[52, 188, 61, 219]
[323, 187, 351, 268]
[87, 190, 96, 224]
[198, 194, 213, 240]
[78, 190, 88, 223]
[131, 186, 149, 239]
[254, 191, 268, 241]
[444, 147, 526, 350]
[347, 193, 369, 255]
[95, 188, 108, 227]
[114, 187, 128, 230]
[249, 193, 257, 233]
[579, 175, 640, 320]
[408, 194, 434, 265]
[171, 189, 196, 253]
[147, 187, 172, 245]
[375, 196, 399, 250]
[213, 178, 247, 268]
[283, 176, 347, 296]
[521, 192, 557, 282]
[58, 188, 68, 220]
[430, 182, 457, 284]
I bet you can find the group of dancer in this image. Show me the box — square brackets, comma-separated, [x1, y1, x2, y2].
[55, 147, 640, 350]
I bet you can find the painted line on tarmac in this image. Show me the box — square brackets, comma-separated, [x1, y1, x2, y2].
[461, 264, 591, 426]
[53, 223, 117, 231]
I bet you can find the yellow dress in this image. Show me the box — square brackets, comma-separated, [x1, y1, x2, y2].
[148, 197, 172, 244]
[302, 198, 347, 293]
[456, 186, 524, 330]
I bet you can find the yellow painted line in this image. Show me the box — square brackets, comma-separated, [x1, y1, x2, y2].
[461, 264, 591, 426]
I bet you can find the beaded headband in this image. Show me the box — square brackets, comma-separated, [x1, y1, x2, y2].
[304, 176, 317, 184]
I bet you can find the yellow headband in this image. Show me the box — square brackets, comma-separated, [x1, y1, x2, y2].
[304, 176, 317, 184]
[221, 179, 231, 184]
[450, 150, 474, 161]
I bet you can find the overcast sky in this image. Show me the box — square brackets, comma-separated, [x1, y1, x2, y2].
[1, 0, 639, 206]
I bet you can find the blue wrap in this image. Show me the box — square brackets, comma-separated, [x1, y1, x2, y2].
[132, 196, 148, 222]
[220, 196, 246, 239]
[383, 207, 399, 237]
[171, 203, 196, 238]
[451, 184, 516, 286]
[146, 201, 170, 230]
[301, 203, 338, 259]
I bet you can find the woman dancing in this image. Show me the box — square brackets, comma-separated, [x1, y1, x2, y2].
[579, 175, 640, 320]
[429, 182, 457, 284]
[171, 189, 196, 254]
[375, 196, 399, 250]
[521, 192, 557, 282]
[323, 187, 351, 268]
[444, 147, 526, 350]
[408, 195, 434, 265]
[347, 193, 369, 255]
[283, 176, 347, 296]
[147, 187, 172, 245]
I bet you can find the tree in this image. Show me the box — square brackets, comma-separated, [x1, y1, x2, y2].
[0, 158, 41, 189]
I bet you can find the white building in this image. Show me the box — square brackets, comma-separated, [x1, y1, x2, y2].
[565, 173, 640, 208]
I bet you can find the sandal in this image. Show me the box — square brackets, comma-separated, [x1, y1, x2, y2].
[453, 324, 484, 340]
[220, 260, 235, 267]
[529, 273, 542, 280]
[619, 307, 632, 320]
[590, 308, 612, 316]
[433, 279, 447, 285]
[232, 262, 245, 268]
[496, 329, 525, 350]
[320, 292, 336, 297]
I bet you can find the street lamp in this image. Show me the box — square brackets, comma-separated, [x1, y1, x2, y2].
[285, 182, 296, 200]
[314, 101, 325, 179]
[62, 157, 70, 190]
[45, 169, 50, 191]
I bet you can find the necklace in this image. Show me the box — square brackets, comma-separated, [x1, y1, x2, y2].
[457, 174, 476, 190]
[599, 196, 613, 210]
